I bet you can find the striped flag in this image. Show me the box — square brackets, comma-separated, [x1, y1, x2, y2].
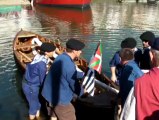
[82, 41, 102, 96]
[82, 68, 95, 96]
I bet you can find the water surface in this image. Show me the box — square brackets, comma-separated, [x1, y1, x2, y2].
[0, 0, 159, 119]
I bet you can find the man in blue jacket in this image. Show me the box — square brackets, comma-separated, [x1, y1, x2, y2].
[42, 38, 85, 120]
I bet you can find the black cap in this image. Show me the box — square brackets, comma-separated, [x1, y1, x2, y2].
[151, 37, 159, 51]
[66, 38, 85, 50]
[40, 43, 56, 52]
[121, 38, 137, 49]
[140, 31, 155, 42]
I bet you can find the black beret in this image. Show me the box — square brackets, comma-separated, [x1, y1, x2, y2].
[66, 38, 85, 50]
[40, 43, 56, 52]
[121, 38, 137, 49]
[151, 37, 159, 51]
[140, 31, 155, 41]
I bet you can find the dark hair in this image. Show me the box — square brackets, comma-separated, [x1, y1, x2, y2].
[39, 50, 45, 55]
[119, 48, 134, 61]
[66, 47, 73, 52]
[142, 39, 149, 42]
[140, 31, 155, 42]
[35, 46, 45, 55]
[121, 38, 137, 49]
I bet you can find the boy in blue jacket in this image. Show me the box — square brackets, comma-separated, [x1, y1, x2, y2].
[22, 42, 56, 120]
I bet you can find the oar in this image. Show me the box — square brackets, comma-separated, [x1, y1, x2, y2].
[19, 51, 32, 62]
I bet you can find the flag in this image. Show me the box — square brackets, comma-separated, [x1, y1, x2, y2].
[82, 41, 102, 96]
[82, 68, 95, 96]
[89, 40, 102, 74]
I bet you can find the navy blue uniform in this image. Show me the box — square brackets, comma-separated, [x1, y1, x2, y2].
[22, 54, 47, 115]
[140, 47, 151, 69]
[118, 60, 143, 107]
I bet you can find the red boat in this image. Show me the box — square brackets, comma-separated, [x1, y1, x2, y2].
[34, 6, 93, 35]
[34, 0, 91, 8]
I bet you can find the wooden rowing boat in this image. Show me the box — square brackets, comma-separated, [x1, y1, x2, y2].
[13, 29, 88, 72]
[13, 29, 119, 119]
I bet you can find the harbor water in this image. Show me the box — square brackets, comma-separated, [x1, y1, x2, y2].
[0, 0, 159, 119]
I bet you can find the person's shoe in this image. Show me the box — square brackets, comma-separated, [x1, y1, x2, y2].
[50, 117, 57, 120]
[36, 110, 40, 118]
[29, 115, 35, 120]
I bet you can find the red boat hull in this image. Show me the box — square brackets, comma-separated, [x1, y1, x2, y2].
[35, 6, 93, 35]
[34, 0, 91, 8]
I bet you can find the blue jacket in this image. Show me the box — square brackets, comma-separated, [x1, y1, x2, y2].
[24, 54, 47, 86]
[42, 52, 84, 105]
[109, 48, 142, 79]
[119, 60, 143, 106]
[109, 51, 122, 79]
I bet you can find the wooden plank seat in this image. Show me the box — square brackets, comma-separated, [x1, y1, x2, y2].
[22, 58, 31, 63]
[15, 44, 38, 51]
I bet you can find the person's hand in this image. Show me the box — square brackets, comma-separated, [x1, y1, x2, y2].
[111, 74, 117, 83]
[81, 89, 89, 98]
[84, 87, 88, 93]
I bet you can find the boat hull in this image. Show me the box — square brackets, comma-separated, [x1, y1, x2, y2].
[34, 6, 93, 35]
[34, 0, 91, 8]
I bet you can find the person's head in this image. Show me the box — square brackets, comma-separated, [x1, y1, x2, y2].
[140, 31, 155, 48]
[40, 42, 56, 57]
[119, 48, 134, 65]
[121, 37, 137, 52]
[150, 38, 159, 67]
[66, 38, 85, 60]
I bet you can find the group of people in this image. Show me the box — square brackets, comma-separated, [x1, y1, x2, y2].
[22, 31, 159, 120]
[109, 31, 159, 120]
[22, 38, 86, 120]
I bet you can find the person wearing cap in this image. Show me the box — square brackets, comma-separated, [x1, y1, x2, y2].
[134, 37, 159, 120]
[139, 31, 155, 70]
[22, 42, 56, 120]
[41, 38, 85, 120]
[109, 37, 142, 85]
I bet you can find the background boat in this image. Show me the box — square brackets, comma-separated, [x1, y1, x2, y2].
[34, 5, 93, 37]
[34, 0, 91, 9]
